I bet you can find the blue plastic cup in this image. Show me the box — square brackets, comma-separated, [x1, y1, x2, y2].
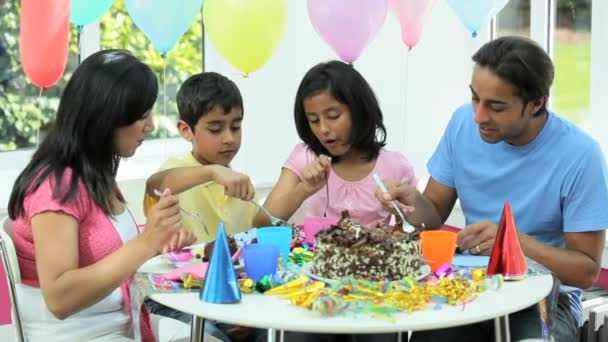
[257, 226, 292, 264]
[243, 244, 279, 282]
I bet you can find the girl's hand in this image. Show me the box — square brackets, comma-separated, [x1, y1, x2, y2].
[375, 179, 417, 214]
[141, 188, 181, 254]
[208, 165, 255, 201]
[162, 228, 197, 254]
[299, 154, 331, 195]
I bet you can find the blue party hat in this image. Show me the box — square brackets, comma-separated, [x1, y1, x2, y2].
[200, 223, 241, 303]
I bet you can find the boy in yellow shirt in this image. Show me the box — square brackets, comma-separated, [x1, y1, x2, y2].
[144, 72, 262, 245]
[144, 72, 266, 342]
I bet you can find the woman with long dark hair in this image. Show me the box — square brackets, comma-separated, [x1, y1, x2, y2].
[7, 49, 185, 341]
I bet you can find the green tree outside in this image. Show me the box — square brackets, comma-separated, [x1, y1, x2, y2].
[0, 0, 203, 152]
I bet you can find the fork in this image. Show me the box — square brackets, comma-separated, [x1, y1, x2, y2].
[372, 173, 415, 234]
[153, 189, 209, 234]
[248, 200, 291, 226]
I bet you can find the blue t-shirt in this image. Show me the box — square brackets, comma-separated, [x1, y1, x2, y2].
[428, 104, 608, 322]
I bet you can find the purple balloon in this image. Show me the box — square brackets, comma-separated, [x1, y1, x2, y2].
[307, 0, 389, 63]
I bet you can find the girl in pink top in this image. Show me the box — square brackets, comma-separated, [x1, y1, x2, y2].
[8, 50, 191, 341]
[264, 61, 417, 228]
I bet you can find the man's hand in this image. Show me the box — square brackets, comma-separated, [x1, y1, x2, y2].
[375, 179, 417, 214]
[457, 221, 498, 256]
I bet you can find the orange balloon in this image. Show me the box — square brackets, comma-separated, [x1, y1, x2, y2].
[20, 0, 70, 89]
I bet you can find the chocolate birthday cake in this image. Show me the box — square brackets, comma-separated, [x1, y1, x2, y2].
[311, 211, 422, 281]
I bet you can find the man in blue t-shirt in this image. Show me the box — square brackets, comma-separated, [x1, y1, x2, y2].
[379, 36, 608, 341]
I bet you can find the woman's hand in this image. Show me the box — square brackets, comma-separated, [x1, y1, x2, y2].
[298, 154, 331, 195]
[141, 188, 181, 254]
[162, 228, 197, 254]
[208, 165, 255, 201]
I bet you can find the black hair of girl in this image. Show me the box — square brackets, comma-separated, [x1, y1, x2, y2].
[294, 60, 387, 161]
[8, 49, 158, 219]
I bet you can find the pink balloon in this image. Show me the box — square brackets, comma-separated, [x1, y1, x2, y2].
[390, 0, 438, 49]
[20, 0, 70, 90]
[307, 0, 389, 63]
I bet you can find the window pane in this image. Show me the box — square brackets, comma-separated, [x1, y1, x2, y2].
[0, 0, 79, 152]
[496, 0, 531, 38]
[100, 0, 204, 139]
[552, 0, 591, 126]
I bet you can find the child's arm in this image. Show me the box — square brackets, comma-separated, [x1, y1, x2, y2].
[256, 155, 331, 226]
[145, 165, 255, 200]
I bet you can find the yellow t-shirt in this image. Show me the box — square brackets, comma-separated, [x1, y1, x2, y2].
[144, 152, 258, 242]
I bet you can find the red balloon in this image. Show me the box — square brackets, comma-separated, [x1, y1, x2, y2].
[20, 0, 70, 89]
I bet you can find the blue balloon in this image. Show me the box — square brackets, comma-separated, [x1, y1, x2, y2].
[70, 0, 114, 27]
[125, 0, 203, 56]
[447, 0, 510, 37]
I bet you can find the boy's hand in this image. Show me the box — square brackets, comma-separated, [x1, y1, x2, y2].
[299, 154, 331, 195]
[208, 165, 255, 201]
[141, 188, 181, 254]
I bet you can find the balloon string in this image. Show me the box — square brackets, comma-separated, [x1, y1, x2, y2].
[163, 58, 167, 158]
[77, 25, 83, 63]
[402, 47, 410, 151]
[36, 87, 44, 147]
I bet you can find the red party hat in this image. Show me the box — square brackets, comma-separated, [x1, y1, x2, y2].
[487, 200, 528, 280]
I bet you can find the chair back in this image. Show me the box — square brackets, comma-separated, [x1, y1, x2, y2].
[1, 217, 25, 342]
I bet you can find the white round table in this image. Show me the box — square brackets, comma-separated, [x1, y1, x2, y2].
[150, 274, 553, 342]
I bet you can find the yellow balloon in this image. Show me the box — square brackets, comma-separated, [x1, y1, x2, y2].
[203, 0, 287, 76]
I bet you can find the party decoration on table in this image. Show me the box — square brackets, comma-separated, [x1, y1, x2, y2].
[307, 0, 389, 64]
[183, 274, 202, 289]
[125, 0, 203, 58]
[487, 200, 528, 280]
[262, 274, 486, 321]
[238, 278, 255, 293]
[164, 250, 194, 263]
[162, 246, 243, 281]
[200, 223, 241, 303]
[289, 247, 314, 265]
[20, 0, 70, 90]
[446, 0, 510, 37]
[389, 0, 438, 49]
[203, 0, 287, 77]
[70, 0, 114, 27]
[452, 254, 491, 268]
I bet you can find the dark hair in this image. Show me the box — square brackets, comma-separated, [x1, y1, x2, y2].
[8, 49, 158, 219]
[472, 36, 554, 116]
[176, 72, 243, 131]
[294, 61, 386, 161]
